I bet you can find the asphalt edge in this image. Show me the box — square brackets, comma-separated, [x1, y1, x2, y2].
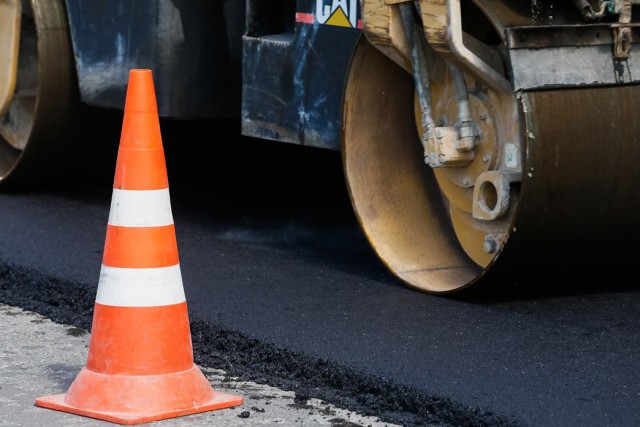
[0, 260, 520, 427]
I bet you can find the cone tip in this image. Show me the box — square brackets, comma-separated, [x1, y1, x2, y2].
[125, 69, 158, 113]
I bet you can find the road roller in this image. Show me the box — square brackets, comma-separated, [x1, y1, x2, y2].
[2, 0, 639, 293]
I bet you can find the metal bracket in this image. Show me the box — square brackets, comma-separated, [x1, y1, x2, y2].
[425, 126, 475, 168]
[419, 0, 511, 93]
[613, 0, 633, 59]
[472, 171, 521, 221]
[613, 25, 633, 59]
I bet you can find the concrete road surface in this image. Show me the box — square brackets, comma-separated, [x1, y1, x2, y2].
[0, 303, 398, 427]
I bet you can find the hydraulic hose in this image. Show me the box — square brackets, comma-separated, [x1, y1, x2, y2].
[398, 1, 435, 146]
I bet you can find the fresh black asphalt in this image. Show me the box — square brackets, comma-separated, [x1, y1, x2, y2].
[0, 116, 638, 427]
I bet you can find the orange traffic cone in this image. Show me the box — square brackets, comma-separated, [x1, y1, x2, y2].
[35, 69, 243, 424]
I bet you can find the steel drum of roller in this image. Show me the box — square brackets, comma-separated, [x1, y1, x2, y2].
[342, 0, 640, 293]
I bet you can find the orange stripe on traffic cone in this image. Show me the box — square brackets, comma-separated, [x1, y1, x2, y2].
[103, 224, 179, 268]
[35, 69, 243, 424]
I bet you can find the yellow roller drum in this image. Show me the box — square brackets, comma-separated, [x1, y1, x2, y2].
[342, 36, 640, 293]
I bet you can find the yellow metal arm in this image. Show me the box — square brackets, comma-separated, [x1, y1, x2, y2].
[0, 0, 21, 117]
